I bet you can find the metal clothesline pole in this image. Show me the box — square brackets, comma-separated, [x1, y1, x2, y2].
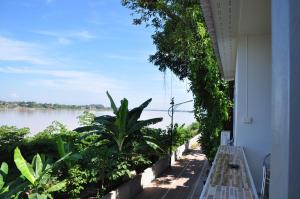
[167, 98, 193, 167]
[169, 98, 174, 165]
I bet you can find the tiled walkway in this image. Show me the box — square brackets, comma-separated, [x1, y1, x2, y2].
[134, 149, 209, 199]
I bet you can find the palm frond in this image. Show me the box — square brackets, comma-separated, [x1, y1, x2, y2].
[106, 91, 118, 114]
[128, 118, 163, 134]
[127, 98, 152, 127]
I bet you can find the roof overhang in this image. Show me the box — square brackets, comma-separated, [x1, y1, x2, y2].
[200, 0, 271, 81]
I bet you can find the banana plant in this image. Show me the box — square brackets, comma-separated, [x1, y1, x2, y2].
[75, 91, 163, 152]
[11, 147, 71, 199]
[56, 136, 82, 168]
[0, 161, 31, 199]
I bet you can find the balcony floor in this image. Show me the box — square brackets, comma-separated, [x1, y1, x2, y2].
[134, 149, 208, 199]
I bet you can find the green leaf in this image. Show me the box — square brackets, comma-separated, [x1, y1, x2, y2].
[28, 193, 48, 199]
[106, 91, 118, 114]
[128, 118, 163, 134]
[0, 163, 8, 176]
[52, 152, 72, 169]
[74, 125, 102, 133]
[145, 140, 163, 152]
[14, 147, 36, 184]
[1, 180, 29, 199]
[118, 98, 128, 132]
[56, 136, 66, 157]
[0, 184, 9, 195]
[33, 154, 43, 178]
[0, 175, 4, 191]
[0, 162, 8, 191]
[46, 181, 66, 193]
[94, 115, 116, 124]
[127, 98, 152, 127]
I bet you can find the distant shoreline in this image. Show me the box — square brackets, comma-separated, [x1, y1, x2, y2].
[0, 101, 111, 111]
[0, 107, 193, 113]
[0, 107, 112, 111]
[0, 101, 193, 113]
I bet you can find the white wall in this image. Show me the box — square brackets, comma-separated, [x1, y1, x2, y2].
[271, 0, 300, 198]
[234, 35, 272, 189]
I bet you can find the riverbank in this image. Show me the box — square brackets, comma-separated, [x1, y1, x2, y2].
[0, 100, 111, 111]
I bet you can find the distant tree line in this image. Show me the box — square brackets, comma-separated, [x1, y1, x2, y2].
[0, 101, 111, 110]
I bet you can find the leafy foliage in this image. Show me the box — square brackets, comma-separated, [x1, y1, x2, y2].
[0, 148, 70, 199]
[0, 92, 200, 198]
[12, 147, 69, 199]
[75, 91, 163, 153]
[78, 111, 95, 126]
[0, 162, 9, 196]
[64, 165, 89, 198]
[0, 126, 29, 161]
[122, 0, 232, 161]
[56, 136, 82, 169]
[74, 92, 164, 194]
[0, 126, 29, 147]
[172, 122, 199, 149]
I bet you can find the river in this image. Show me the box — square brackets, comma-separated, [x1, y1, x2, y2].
[0, 109, 196, 135]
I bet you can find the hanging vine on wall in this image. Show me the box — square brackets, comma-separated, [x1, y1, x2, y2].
[122, 0, 232, 161]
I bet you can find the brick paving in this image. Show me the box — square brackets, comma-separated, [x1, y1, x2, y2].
[134, 149, 208, 199]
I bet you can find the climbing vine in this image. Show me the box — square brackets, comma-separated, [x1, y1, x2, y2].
[122, 0, 232, 161]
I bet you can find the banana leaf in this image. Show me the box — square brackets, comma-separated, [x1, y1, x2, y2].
[14, 147, 36, 184]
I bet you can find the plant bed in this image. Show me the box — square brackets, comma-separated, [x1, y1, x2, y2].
[102, 134, 200, 199]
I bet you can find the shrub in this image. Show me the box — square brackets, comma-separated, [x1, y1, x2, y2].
[0, 126, 29, 161]
[173, 122, 199, 148]
[65, 165, 89, 198]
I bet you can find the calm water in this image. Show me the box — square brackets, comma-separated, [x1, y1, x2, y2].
[0, 109, 195, 135]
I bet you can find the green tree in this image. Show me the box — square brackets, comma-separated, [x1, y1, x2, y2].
[122, 0, 232, 161]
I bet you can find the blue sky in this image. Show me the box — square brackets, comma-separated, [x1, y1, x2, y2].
[0, 0, 193, 110]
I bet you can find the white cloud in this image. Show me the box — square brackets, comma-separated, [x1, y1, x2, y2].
[101, 52, 153, 63]
[87, 19, 105, 26]
[0, 66, 193, 109]
[0, 36, 55, 65]
[72, 30, 95, 40]
[104, 54, 146, 61]
[57, 37, 72, 45]
[0, 66, 127, 95]
[32, 30, 96, 43]
[0, 67, 87, 78]
[46, 0, 54, 4]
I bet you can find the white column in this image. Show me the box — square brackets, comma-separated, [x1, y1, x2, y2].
[271, 0, 300, 198]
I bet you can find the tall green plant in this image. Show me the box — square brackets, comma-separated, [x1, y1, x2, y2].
[76, 91, 163, 153]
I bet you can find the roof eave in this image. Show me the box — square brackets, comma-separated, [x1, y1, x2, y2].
[199, 0, 225, 79]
